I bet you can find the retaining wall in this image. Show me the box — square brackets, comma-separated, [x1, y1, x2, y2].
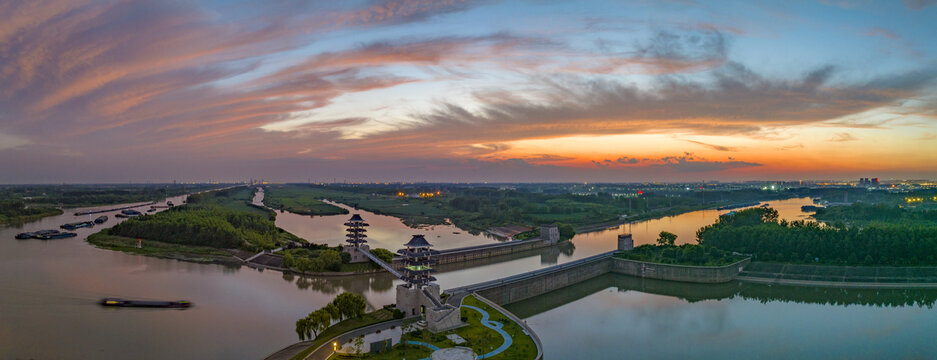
[609, 257, 751, 284]
[446, 252, 751, 306]
[447, 252, 615, 306]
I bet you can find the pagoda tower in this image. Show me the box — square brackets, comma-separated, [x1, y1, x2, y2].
[344, 214, 369, 247]
[397, 235, 437, 288]
[395, 234, 464, 331]
[342, 214, 370, 263]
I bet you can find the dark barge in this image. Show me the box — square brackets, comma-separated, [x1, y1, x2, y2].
[61, 221, 94, 230]
[100, 298, 192, 309]
[94, 215, 108, 224]
[36, 232, 77, 240]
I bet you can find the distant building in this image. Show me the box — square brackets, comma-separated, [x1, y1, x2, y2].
[618, 234, 634, 251]
[541, 224, 559, 244]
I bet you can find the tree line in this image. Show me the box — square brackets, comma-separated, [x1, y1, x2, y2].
[697, 207, 937, 266]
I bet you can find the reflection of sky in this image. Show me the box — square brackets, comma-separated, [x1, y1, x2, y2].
[528, 286, 937, 359]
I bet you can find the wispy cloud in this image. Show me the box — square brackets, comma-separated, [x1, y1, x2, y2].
[830, 132, 858, 142]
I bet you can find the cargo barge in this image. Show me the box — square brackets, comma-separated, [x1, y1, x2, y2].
[99, 298, 192, 309]
[61, 221, 95, 230]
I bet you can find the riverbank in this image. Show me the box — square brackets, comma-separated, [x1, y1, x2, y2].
[0, 208, 64, 225]
[87, 232, 242, 265]
[737, 261, 937, 288]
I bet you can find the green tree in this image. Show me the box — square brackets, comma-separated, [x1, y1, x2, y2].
[333, 292, 366, 320]
[307, 309, 332, 339]
[371, 248, 395, 263]
[657, 231, 677, 246]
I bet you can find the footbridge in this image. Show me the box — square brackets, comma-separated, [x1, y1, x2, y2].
[358, 247, 403, 279]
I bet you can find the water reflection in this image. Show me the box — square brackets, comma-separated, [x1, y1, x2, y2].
[255, 188, 501, 250]
[508, 274, 937, 359]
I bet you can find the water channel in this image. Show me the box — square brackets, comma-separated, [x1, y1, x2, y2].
[2, 191, 932, 359]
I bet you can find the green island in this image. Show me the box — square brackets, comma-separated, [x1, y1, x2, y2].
[616, 231, 746, 266]
[263, 183, 799, 233]
[264, 185, 349, 216]
[698, 207, 937, 266]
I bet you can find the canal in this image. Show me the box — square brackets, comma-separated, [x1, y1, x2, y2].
[5, 191, 929, 359]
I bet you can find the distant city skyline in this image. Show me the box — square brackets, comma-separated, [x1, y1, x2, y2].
[2, 0, 936, 183]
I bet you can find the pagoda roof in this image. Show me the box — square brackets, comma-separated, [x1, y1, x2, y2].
[403, 234, 432, 248]
[348, 214, 364, 221]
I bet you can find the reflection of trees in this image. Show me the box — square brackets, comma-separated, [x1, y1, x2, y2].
[287, 272, 398, 295]
[737, 283, 937, 308]
[507, 273, 937, 319]
[558, 242, 575, 256]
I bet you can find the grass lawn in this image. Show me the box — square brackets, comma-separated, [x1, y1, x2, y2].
[290, 309, 396, 360]
[87, 231, 236, 262]
[329, 295, 537, 360]
[264, 185, 349, 216]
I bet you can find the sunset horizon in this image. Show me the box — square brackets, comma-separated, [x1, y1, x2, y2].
[2, 0, 936, 183]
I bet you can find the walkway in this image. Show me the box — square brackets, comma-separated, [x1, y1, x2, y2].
[462, 305, 512, 359]
[358, 247, 403, 279]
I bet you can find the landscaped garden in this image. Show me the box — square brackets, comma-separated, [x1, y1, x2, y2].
[328, 295, 537, 360]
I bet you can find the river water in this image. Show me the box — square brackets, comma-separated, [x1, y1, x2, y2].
[3, 192, 931, 359]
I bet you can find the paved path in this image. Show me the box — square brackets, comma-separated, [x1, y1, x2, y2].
[463, 305, 512, 359]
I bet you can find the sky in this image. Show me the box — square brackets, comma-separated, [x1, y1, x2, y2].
[1, 0, 936, 183]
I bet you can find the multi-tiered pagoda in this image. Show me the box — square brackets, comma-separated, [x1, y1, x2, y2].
[344, 214, 369, 247]
[397, 235, 438, 288]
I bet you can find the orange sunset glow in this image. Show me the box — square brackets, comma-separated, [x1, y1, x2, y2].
[1, 0, 935, 182]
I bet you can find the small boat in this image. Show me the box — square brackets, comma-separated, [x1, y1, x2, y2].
[94, 216, 108, 224]
[15, 232, 35, 239]
[61, 221, 94, 230]
[36, 232, 77, 240]
[166, 201, 174, 207]
[99, 298, 192, 309]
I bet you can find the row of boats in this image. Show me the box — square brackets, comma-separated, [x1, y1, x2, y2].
[14, 202, 166, 240]
[15, 215, 111, 240]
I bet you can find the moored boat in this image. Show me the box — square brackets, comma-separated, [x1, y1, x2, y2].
[94, 216, 108, 224]
[15, 232, 35, 239]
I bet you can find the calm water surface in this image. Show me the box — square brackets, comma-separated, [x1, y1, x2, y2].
[506, 274, 937, 359]
[4, 193, 920, 359]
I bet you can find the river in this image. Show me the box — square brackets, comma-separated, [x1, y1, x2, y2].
[5, 192, 930, 359]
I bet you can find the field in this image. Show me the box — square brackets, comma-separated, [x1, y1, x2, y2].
[263, 185, 348, 216]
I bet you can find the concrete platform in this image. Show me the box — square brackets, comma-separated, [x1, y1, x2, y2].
[431, 347, 476, 360]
